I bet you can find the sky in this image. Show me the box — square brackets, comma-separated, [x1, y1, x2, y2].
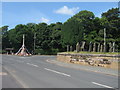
[2, 2, 118, 29]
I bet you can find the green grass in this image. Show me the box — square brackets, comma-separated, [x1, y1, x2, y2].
[59, 51, 120, 55]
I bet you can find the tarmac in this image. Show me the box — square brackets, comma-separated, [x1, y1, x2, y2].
[46, 59, 119, 77]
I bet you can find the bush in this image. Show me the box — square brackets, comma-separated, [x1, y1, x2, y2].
[34, 48, 59, 55]
[34, 49, 41, 55]
[0, 50, 7, 54]
[50, 48, 59, 55]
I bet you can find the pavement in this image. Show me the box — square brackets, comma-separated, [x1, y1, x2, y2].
[1, 55, 119, 89]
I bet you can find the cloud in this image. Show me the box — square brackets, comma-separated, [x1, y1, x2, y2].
[40, 17, 50, 23]
[2, 10, 50, 29]
[55, 6, 79, 15]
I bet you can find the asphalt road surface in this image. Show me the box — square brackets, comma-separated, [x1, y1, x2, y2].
[2, 55, 118, 88]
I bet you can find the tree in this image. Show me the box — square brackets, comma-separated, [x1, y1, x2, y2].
[1, 26, 10, 50]
[1, 7, 120, 54]
[48, 22, 63, 51]
[102, 8, 120, 51]
[102, 8, 119, 21]
[1, 26, 9, 35]
[62, 10, 95, 49]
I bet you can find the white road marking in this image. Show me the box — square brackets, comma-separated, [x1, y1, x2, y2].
[17, 60, 24, 63]
[19, 57, 26, 58]
[26, 63, 39, 67]
[0, 72, 7, 75]
[44, 68, 71, 77]
[92, 82, 113, 88]
[46, 59, 52, 63]
[46, 59, 50, 62]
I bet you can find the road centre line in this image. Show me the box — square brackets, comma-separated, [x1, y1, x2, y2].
[44, 68, 71, 77]
[92, 82, 113, 88]
[26, 63, 39, 67]
[17, 60, 24, 63]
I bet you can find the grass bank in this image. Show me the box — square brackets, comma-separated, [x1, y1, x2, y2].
[59, 51, 120, 55]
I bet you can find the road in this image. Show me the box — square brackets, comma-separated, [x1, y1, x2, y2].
[2, 55, 118, 88]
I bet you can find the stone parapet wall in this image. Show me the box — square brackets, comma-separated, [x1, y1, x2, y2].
[57, 53, 120, 69]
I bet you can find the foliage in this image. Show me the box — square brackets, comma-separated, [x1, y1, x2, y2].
[62, 10, 95, 47]
[1, 8, 120, 54]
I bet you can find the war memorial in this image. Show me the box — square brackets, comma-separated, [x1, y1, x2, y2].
[15, 34, 31, 56]
[1, 2, 119, 73]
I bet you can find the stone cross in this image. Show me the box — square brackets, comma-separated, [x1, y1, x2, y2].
[70, 46, 73, 52]
[22, 34, 25, 47]
[15, 34, 31, 56]
[76, 42, 80, 52]
[97, 43, 100, 52]
[89, 42, 92, 52]
[109, 42, 112, 52]
[93, 43, 96, 52]
[81, 41, 85, 51]
[100, 44, 103, 52]
[67, 45, 69, 52]
[112, 42, 115, 52]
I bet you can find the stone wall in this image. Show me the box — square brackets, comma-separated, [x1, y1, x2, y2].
[57, 53, 120, 69]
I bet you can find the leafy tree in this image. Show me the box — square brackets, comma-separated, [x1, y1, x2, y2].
[62, 10, 95, 49]
[102, 8, 119, 21]
[1, 26, 10, 50]
[48, 22, 63, 51]
[1, 26, 9, 35]
[1, 8, 120, 54]
[102, 8, 120, 51]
